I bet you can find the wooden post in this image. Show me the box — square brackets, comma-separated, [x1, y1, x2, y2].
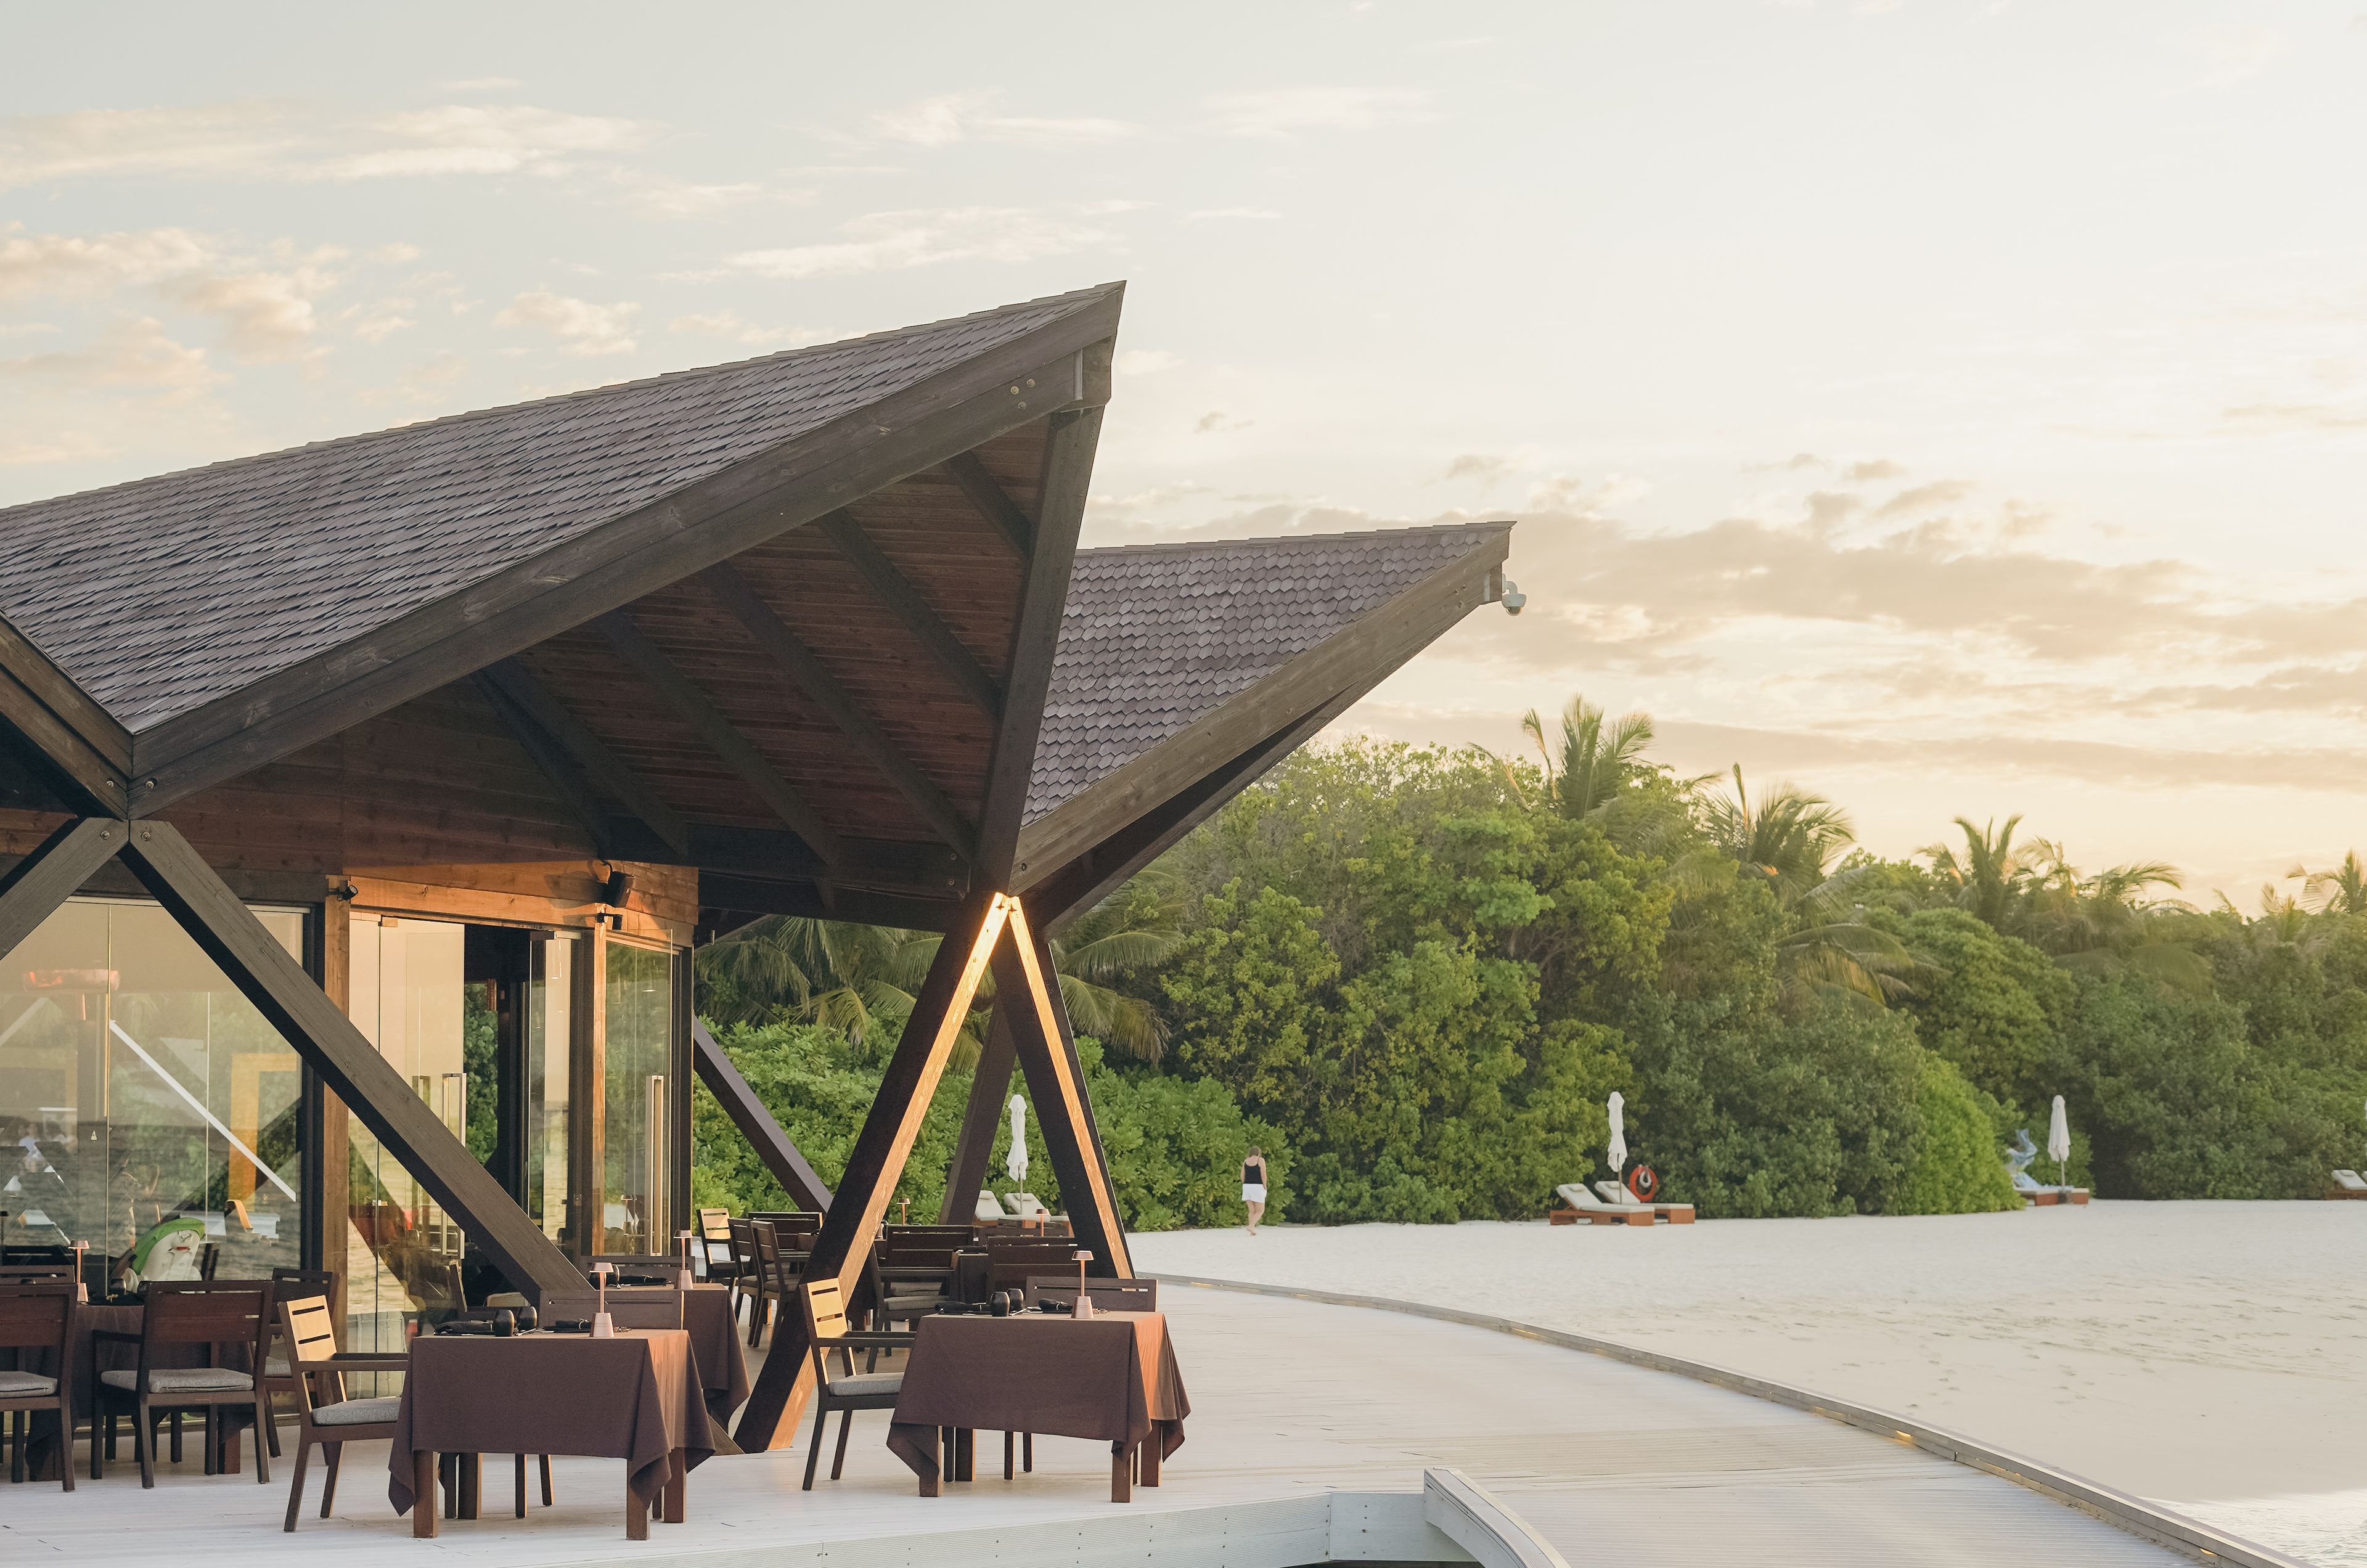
[572, 922, 608, 1261]
[940, 1002, 1017, 1223]
[734, 891, 1010, 1452]
[311, 893, 353, 1325]
[993, 899, 1131, 1277]
[116, 822, 585, 1301]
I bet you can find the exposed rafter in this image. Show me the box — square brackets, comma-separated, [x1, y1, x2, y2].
[470, 672, 612, 855]
[815, 511, 1003, 718]
[974, 408, 1102, 883]
[595, 610, 847, 873]
[478, 658, 689, 855]
[942, 451, 1036, 558]
[700, 563, 976, 862]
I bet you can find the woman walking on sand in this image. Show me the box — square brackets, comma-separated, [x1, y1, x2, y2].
[1241, 1146, 1269, 1235]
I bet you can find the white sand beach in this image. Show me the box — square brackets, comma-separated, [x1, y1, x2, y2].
[1132, 1203, 2367, 1566]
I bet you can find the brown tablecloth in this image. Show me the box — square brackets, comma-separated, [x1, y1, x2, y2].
[886, 1311, 1187, 1485]
[386, 1329, 711, 1514]
[681, 1284, 749, 1423]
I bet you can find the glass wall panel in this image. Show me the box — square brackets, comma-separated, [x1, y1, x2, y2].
[602, 941, 672, 1255]
[525, 933, 573, 1247]
[345, 916, 467, 1349]
[0, 897, 305, 1286]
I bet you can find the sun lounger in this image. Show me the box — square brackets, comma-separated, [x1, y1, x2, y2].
[1550, 1182, 1695, 1227]
[2329, 1169, 2367, 1199]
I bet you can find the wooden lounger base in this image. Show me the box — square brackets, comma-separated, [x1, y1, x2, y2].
[2023, 1189, 2090, 1206]
[1550, 1206, 1696, 1226]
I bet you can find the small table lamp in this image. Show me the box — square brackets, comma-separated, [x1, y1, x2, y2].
[72, 1239, 88, 1303]
[676, 1229, 697, 1289]
[1073, 1249, 1096, 1320]
[590, 1261, 615, 1339]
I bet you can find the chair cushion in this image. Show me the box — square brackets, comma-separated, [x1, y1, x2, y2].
[100, 1367, 254, 1394]
[311, 1394, 403, 1427]
[0, 1368, 57, 1395]
[264, 1355, 290, 1378]
[824, 1373, 902, 1398]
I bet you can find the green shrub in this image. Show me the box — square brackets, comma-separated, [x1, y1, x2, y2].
[1898, 1057, 2022, 1214]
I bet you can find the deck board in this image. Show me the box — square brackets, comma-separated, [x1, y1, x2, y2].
[0, 1284, 2193, 1566]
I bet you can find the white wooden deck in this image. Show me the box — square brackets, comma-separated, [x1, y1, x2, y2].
[2, 1284, 2218, 1567]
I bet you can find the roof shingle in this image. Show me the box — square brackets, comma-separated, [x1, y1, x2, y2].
[0, 284, 1119, 733]
[1028, 523, 1506, 822]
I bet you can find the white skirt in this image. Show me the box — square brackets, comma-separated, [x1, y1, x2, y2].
[1242, 1182, 1267, 1203]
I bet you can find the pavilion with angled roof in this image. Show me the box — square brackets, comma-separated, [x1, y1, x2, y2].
[0, 282, 1513, 1453]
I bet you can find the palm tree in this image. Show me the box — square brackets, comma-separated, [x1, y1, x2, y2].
[1702, 766, 1856, 907]
[695, 878, 1185, 1064]
[1923, 815, 2042, 931]
[2300, 851, 2367, 915]
[1518, 695, 1657, 819]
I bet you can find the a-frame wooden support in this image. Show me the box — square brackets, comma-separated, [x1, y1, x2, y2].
[691, 1018, 832, 1212]
[0, 817, 586, 1302]
[939, 1002, 1018, 1223]
[991, 899, 1132, 1278]
[735, 890, 1010, 1451]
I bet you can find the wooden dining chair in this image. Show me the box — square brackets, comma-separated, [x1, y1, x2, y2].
[0, 1281, 75, 1491]
[93, 1280, 273, 1487]
[1023, 1276, 1159, 1312]
[276, 1295, 409, 1530]
[257, 1267, 337, 1456]
[695, 1209, 735, 1283]
[726, 1219, 759, 1330]
[547, 1287, 684, 1331]
[796, 1278, 910, 1490]
[746, 1222, 784, 1345]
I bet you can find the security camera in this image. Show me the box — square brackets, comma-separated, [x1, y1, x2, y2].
[1499, 579, 1526, 615]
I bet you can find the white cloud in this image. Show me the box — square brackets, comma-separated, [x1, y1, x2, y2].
[494, 288, 640, 356]
[0, 99, 654, 190]
[0, 226, 218, 298]
[161, 255, 341, 363]
[327, 105, 649, 179]
[870, 92, 1143, 148]
[1116, 349, 1179, 375]
[721, 207, 1119, 280]
[1187, 207, 1282, 221]
[1200, 86, 1436, 138]
[348, 297, 417, 343]
[0, 316, 226, 403]
[0, 430, 113, 465]
[624, 179, 776, 217]
[668, 310, 827, 348]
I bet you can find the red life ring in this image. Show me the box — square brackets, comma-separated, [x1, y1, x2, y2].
[1625, 1164, 1660, 1203]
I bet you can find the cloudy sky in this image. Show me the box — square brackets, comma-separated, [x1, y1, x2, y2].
[4, 2, 2363, 900]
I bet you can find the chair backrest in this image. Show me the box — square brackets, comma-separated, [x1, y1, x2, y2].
[698, 1207, 733, 1241]
[144, 1280, 266, 1349]
[1024, 1275, 1157, 1312]
[729, 1217, 756, 1260]
[882, 1224, 973, 1247]
[882, 1243, 960, 1270]
[0, 1263, 74, 1284]
[278, 1295, 341, 1368]
[981, 1235, 1077, 1261]
[799, 1278, 849, 1360]
[749, 1211, 819, 1247]
[0, 1243, 72, 1265]
[0, 1280, 75, 1354]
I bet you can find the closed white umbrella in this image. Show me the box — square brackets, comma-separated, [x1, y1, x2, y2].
[1006, 1095, 1029, 1184]
[1606, 1091, 1627, 1178]
[2047, 1095, 2071, 1189]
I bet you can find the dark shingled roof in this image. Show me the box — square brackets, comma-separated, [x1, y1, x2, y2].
[0, 284, 1121, 733]
[1028, 523, 1507, 821]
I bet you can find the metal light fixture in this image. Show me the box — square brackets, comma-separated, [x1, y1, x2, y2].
[1499, 578, 1526, 615]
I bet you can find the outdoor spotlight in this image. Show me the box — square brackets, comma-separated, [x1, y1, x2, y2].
[1499, 578, 1526, 615]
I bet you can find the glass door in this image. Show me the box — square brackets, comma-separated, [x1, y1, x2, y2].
[602, 941, 672, 1255]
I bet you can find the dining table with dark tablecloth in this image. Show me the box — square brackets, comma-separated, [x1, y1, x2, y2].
[885, 1310, 1188, 1501]
[386, 1328, 712, 1540]
[678, 1284, 749, 1426]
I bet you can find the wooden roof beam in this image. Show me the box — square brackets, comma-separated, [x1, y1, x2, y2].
[478, 658, 689, 856]
[699, 564, 978, 862]
[595, 610, 847, 873]
[470, 672, 612, 856]
[814, 511, 1003, 719]
[942, 452, 1035, 558]
[974, 406, 1102, 884]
